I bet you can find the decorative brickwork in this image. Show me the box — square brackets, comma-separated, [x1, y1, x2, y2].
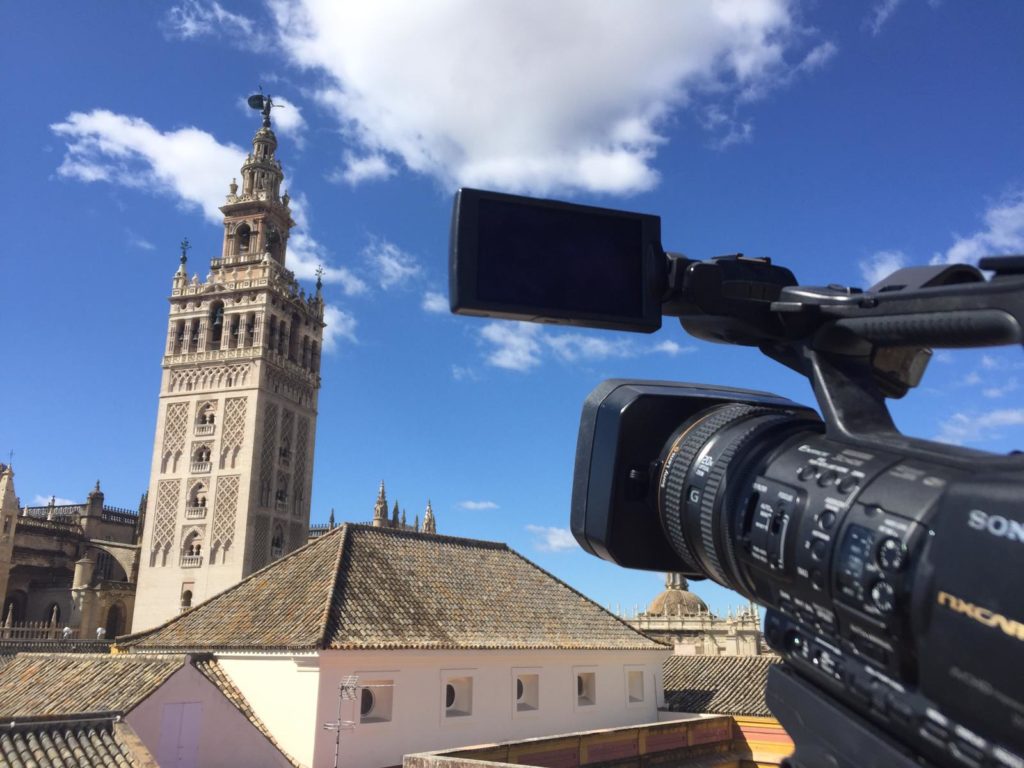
[169, 362, 251, 393]
[288, 521, 304, 552]
[221, 396, 247, 469]
[258, 403, 279, 508]
[151, 480, 180, 565]
[212, 475, 240, 560]
[251, 515, 270, 572]
[162, 403, 188, 472]
[293, 416, 309, 517]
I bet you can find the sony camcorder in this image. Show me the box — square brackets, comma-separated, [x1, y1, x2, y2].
[450, 188, 1024, 768]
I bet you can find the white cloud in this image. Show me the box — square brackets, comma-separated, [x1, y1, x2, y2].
[480, 322, 543, 371]
[935, 408, 1024, 446]
[451, 364, 478, 381]
[860, 249, 907, 287]
[321, 304, 357, 352]
[164, 0, 271, 50]
[479, 322, 690, 371]
[458, 500, 499, 510]
[544, 334, 635, 363]
[364, 239, 421, 289]
[126, 231, 156, 251]
[51, 110, 244, 224]
[650, 340, 693, 356]
[866, 0, 903, 35]
[422, 291, 448, 314]
[51, 110, 362, 293]
[526, 524, 578, 553]
[271, 0, 827, 195]
[932, 191, 1024, 267]
[338, 152, 396, 185]
[31, 495, 77, 507]
[962, 371, 982, 386]
[983, 378, 1018, 399]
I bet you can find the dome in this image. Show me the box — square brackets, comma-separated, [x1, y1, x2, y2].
[647, 573, 708, 616]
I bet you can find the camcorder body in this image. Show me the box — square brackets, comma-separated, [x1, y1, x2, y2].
[450, 188, 1024, 768]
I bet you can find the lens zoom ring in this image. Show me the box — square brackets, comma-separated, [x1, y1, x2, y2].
[661, 404, 762, 568]
[699, 412, 788, 585]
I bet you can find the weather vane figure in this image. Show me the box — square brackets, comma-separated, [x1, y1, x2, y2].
[248, 89, 275, 128]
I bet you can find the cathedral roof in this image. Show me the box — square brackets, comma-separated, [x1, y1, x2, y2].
[646, 573, 709, 616]
[123, 524, 665, 652]
[662, 655, 780, 717]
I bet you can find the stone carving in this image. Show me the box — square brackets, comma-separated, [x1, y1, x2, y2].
[162, 403, 189, 472]
[221, 397, 247, 469]
[293, 416, 309, 517]
[251, 515, 270, 572]
[258, 403, 278, 508]
[212, 475, 240, 560]
[151, 479, 180, 565]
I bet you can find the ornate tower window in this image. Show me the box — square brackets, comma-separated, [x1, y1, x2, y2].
[209, 302, 225, 349]
[237, 223, 252, 253]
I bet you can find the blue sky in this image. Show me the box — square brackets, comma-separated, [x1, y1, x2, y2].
[2, 1, 1023, 616]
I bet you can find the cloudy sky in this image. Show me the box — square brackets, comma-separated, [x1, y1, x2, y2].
[3, 1, 1023, 615]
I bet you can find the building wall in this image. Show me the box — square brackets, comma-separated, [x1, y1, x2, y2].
[216, 653, 322, 768]
[316, 649, 668, 768]
[217, 648, 668, 768]
[126, 663, 293, 768]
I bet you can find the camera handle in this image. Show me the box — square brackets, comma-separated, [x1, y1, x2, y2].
[767, 665, 935, 768]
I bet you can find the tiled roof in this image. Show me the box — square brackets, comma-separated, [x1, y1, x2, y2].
[0, 653, 185, 719]
[125, 524, 665, 652]
[662, 655, 780, 717]
[0, 718, 156, 768]
[193, 658, 299, 767]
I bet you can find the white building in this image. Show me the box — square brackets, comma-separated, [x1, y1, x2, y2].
[134, 98, 324, 632]
[124, 523, 670, 768]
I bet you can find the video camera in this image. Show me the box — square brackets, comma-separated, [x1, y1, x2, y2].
[449, 188, 1024, 768]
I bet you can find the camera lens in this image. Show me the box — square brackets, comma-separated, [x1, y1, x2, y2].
[657, 403, 820, 594]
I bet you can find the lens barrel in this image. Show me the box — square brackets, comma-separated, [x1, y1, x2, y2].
[657, 403, 821, 595]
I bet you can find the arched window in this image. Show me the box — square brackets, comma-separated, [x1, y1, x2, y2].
[209, 302, 225, 348]
[105, 603, 124, 638]
[188, 482, 208, 509]
[268, 316, 278, 350]
[237, 224, 251, 253]
[289, 313, 301, 363]
[278, 321, 288, 356]
[271, 525, 284, 559]
[180, 590, 193, 611]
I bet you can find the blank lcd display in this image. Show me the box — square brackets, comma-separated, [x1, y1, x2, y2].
[474, 196, 645, 318]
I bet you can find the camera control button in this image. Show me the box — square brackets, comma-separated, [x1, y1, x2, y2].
[817, 470, 838, 487]
[811, 568, 825, 590]
[870, 580, 896, 613]
[810, 539, 827, 561]
[817, 510, 836, 530]
[837, 475, 858, 493]
[877, 537, 907, 572]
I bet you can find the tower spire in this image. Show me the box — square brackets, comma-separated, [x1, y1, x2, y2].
[423, 499, 436, 534]
[373, 481, 388, 527]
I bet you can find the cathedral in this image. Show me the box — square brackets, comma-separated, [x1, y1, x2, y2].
[132, 98, 325, 631]
[627, 573, 766, 657]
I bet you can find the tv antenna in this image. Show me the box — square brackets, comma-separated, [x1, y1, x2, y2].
[322, 675, 394, 768]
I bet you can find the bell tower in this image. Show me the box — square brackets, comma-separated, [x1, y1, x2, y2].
[133, 97, 325, 632]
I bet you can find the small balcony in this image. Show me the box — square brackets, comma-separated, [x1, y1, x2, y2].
[190, 461, 212, 474]
[271, 546, 284, 559]
[180, 555, 203, 568]
[185, 506, 207, 520]
[194, 423, 215, 436]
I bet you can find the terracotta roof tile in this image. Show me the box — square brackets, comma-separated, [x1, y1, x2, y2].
[0, 653, 185, 719]
[125, 524, 664, 652]
[192, 658, 300, 767]
[0, 719, 156, 768]
[662, 655, 780, 717]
